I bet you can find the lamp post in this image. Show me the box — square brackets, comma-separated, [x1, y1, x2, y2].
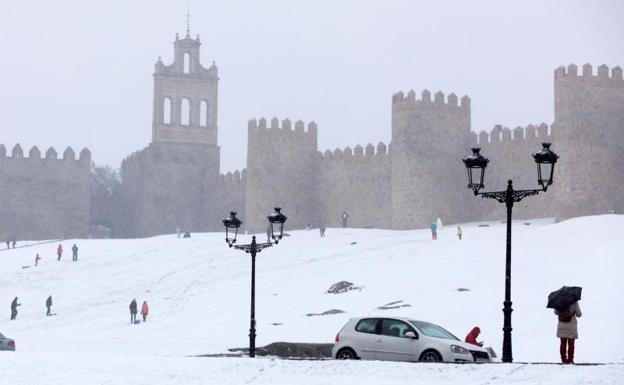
[222, 208, 287, 358]
[462, 143, 559, 363]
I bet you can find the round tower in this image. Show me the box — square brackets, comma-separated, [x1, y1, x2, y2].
[391, 89, 473, 229]
[553, 64, 624, 219]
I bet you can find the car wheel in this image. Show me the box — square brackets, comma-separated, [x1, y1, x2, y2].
[419, 350, 442, 362]
[336, 348, 358, 360]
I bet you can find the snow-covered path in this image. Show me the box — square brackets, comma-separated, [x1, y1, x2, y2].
[1, 215, 623, 383]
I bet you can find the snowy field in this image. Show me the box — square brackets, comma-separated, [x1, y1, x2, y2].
[1, 214, 623, 384]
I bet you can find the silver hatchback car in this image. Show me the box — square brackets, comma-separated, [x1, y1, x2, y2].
[333, 317, 490, 363]
[0, 332, 16, 351]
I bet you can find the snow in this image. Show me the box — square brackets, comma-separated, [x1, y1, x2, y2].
[1, 214, 623, 384]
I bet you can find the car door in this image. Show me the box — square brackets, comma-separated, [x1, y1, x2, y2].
[373, 319, 420, 361]
[350, 318, 381, 360]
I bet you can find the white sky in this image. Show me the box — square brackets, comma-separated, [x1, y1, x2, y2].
[1, 0, 623, 172]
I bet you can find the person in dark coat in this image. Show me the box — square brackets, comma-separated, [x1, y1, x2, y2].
[10, 297, 20, 320]
[341, 211, 349, 228]
[46, 296, 53, 316]
[72, 244, 78, 261]
[129, 299, 138, 323]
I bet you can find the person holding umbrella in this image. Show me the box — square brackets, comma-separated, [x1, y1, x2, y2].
[548, 286, 583, 364]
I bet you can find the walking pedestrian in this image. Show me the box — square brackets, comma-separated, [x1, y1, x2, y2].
[457, 225, 463, 240]
[10, 297, 20, 320]
[57, 244, 63, 261]
[141, 301, 149, 322]
[341, 211, 349, 228]
[554, 302, 582, 364]
[46, 296, 53, 316]
[11, 239, 16, 248]
[320, 226, 326, 238]
[72, 244, 78, 261]
[430, 222, 438, 240]
[129, 298, 138, 323]
[35, 253, 41, 266]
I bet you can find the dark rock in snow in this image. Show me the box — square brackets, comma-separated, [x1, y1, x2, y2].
[478, 224, 490, 227]
[327, 281, 353, 294]
[350, 242, 357, 245]
[377, 300, 411, 310]
[306, 309, 346, 317]
[227, 342, 333, 359]
[457, 288, 471, 292]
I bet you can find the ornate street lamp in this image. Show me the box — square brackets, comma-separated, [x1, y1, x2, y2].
[222, 207, 287, 358]
[462, 142, 559, 363]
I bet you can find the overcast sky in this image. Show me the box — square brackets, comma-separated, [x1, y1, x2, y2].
[1, 0, 623, 172]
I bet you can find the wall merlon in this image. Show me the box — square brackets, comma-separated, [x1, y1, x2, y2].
[0, 144, 5, 158]
[537, 123, 549, 138]
[282, 118, 292, 130]
[434, 91, 445, 103]
[29, 146, 41, 159]
[354, 144, 364, 157]
[567, 64, 578, 76]
[447, 93, 458, 106]
[478, 130, 489, 144]
[377, 142, 387, 154]
[63, 147, 75, 161]
[502, 127, 512, 141]
[598, 64, 609, 78]
[258, 118, 267, 128]
[307, 121, 318, 134]
[513, 126, 524, 140]
[582, 63, 593, 77]
[248, 118, 257, 129]
[422, 89, 431, 102]
[612, 66, 623, 80]
[526, 124, 536, 138]
[46, 147, 57, 159]
[406, 89, 416, 102]
[461, 95, 470, 109]
[79, 148, 91, 162]
[270, 117, 279, 129]
[12, 144, 23, 158]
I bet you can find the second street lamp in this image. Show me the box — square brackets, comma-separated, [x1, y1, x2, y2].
[462, 143, 559, 363]
[222, 208, 287, 358]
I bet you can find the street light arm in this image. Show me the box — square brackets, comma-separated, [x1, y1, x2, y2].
[478, 188, 541, 204]
[234, 242, 274, 254]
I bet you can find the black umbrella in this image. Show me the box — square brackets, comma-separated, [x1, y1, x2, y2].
[547, 286, 582, 310]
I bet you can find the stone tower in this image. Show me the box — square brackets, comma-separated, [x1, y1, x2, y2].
[152, 32, 219, 145]
[391, 90, 473, 229]
[118, 32, 221, 238]
[244, 118, 319, 233]
[554, 64, 624, 219]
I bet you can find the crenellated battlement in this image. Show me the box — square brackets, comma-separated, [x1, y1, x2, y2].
[0, 144, 91, 163]
[555, 63, 623, 82]
[392, 89, 471, 111]
[248, 117, 318, 137]
[476, 123, 552, 145]
[320, 142, 389, 162]
[218, 169, 247, 184]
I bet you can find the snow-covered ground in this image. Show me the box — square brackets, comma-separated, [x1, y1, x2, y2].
[1, 215, 623, 384]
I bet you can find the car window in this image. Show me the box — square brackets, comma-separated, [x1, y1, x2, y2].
[381, 319, 416, 338]
[0, 333, 4, 338]
[355, 318, 379, 334]
[409, 320, 459, 340]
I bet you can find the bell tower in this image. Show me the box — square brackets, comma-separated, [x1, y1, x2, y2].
[152, 31, 219, 146]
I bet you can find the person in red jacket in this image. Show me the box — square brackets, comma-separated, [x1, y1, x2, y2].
[57, 244, 63, 261]
[465, 326, 483, 347]
[141, 301, 149, 322]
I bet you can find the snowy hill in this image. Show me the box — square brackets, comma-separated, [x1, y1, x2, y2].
[1, 215, 624, 383]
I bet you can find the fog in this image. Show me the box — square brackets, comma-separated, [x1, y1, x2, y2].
[1, 0, 622, 172]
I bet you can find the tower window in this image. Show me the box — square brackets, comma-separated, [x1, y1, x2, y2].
[181, 98, 191, 126]
[183, 53, 190, 74]
[200, 100, 208, 127]
[163, 97, 172, 124]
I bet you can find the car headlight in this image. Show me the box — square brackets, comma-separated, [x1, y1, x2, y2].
[450, 345, 470, 354]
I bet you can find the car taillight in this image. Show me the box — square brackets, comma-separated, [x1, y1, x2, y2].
[8, 341, 15, 348]
[335, 332, 340, 342]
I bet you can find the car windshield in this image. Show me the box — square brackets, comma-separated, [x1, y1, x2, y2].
[0, 333, 4, 338]
[409, 320, 459, 341]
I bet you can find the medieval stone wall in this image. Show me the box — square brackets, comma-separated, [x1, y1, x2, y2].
[318, 142, 391, 229]
[118, 142, 220, 238]
[0, 144, 90, 241]
[202, 169, 247, 232]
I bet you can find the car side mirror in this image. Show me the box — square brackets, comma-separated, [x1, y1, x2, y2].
[404, 331, 418, 339]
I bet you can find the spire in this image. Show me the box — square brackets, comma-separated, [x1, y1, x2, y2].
[185, 0, 192, 38]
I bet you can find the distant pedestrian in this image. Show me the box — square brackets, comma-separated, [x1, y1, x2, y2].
[129, 299, 138, 323]
[465, 326, 483, 347]
[341, 211, 349, 228]
[141, 301, 149, 322]
[11, 239, 16, 248]
[46, 296, 53, 316]
[555, 302, 582, 364]
[35, 253, 41, 267]
[320, 226, 326, 237]
[457, 226, 463, 240]
[430, 223, 438, 240]
[72, 244, 78, 261]
[57, 244, 63, 261]
[5, 240, 9, 249]
[10, 297, 20, 320]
